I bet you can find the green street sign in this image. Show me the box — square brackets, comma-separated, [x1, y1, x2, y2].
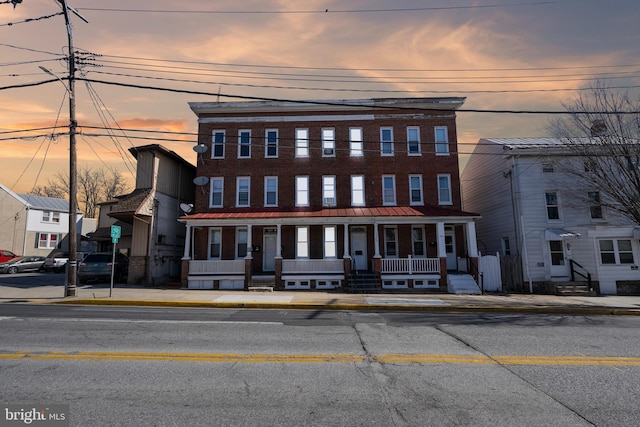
[110, 225, 121, 239]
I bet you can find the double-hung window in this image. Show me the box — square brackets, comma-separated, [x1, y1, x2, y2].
[350, 128, 363, 157]
[545, 192, 560, 220]
[438, 174, 452, 205]
[412, 226, 426, 257]
[322, 128, 335, 157]
[407, 127, 421, 155]
[212, 130, 225, 158]
[264, 177, 278, 207]
[588, 191, 603, 219]
[210, 177, 224, 208]
[295, 128, 309, 158]
[599, 239, 634, 264]
[435, 126, 449, 155]
[236, 177, 250, 207]
[42, 211, 60, 223]
[209, 228, 222, 259]
[351, 175, 365, 206]
[295, 176, 309, 206]
[382, 175, 396, 206]
[238, 130, 251, 158]
[37, 233, 58, 249]
[322, 176, 336, 206]
[409, 175, 423, 205]
[236, 228, 248, 259]
[296, 226, 309, 258]
[324, 226, 337, 258]
[380, 127, 394, 156]
[384, 227, 398, 257]
[265, 129, 278, 158]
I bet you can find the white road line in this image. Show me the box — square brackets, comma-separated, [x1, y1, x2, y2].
[21, 318, 284, 326]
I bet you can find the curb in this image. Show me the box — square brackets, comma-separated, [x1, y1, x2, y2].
[48, 298, 640, 316]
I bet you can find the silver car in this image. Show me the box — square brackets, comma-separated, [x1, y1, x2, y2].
[0, 256, 46, 274]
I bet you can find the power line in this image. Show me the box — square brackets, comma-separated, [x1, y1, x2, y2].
[77, 2, 557, 15]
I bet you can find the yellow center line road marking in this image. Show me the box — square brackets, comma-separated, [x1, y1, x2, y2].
[1, 352, 640, 366]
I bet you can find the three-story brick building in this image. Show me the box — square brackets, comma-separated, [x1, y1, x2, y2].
[181, 97, 479, 291]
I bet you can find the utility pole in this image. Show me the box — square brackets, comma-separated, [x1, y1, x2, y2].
[56, 0, 87, 297]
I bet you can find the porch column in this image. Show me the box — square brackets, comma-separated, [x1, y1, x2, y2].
[182, 224, 192, 260]
[343, 223, 351, 289]
[244, 225, 253, 290]
[466, 221, 479, 280]
[437, 222, 447, 288]
[343, 223, 350, 259]
[245, 224, 253, 259]
[275, 223, 283, 290]
[276, 223, 282, 258]
[373, 221, 381, 258]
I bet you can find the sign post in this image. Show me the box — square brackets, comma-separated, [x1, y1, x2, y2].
[109, 225, 121, 298]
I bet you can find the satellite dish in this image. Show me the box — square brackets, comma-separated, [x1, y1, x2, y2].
[180, 203, 193, 214]
[193, 176, 209, 186]
[193, 144, 208, 153]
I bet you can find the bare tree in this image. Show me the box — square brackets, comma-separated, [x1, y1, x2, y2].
[30, 167, 130, 218]
[548, 81, 640, 224]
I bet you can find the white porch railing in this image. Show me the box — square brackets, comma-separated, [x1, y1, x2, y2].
[189, 260, 245, 274]
[381, 257, 440, 274]
[282, 259, 344, 273]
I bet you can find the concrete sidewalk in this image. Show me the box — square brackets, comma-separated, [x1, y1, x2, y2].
[1, 282, 640, 315]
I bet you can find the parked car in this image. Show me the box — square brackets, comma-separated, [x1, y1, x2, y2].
[43, 250, 86, 273]
[0, 250, 18, 263]
[0, 256, 46, 274]
[78, 252, 128, 284]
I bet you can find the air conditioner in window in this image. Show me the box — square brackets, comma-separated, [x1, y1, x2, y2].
[323, 148, 335, 155]
[323, 197, 336, 206]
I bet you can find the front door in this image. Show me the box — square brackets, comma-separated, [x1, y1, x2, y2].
[445, 230, 457, 271]
[549, 240, 570, 280]
[263, 229, 277, 272]
[350, 228, 368, 271]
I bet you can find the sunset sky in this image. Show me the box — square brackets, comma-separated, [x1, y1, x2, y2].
[1, 0, 639, 194]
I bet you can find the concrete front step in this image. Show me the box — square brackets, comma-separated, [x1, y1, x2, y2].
[447, 274, 481, 295]
[249, 275, 275, 292]
[554, 282, 596, 296]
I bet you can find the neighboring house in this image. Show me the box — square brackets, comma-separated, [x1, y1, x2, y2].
[181, 97, 480, 292]
[0, 183, 82, 257]
[99, 144, 195, 286]
[461, 138, 640, 295]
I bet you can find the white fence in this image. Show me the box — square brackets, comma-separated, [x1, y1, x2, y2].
[478, 252, 502, 292]
[282, 259, 344, 273]
[189, 260, 245, 274]
[381, 257, 440, 274]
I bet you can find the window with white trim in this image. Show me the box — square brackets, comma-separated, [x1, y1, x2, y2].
[407, 126, 421, 155]
[212, 130, 225, 158]
[236, 228, 248, 259]
[322, 176, 336, 206]
[324, 226, 337, 258]
[322, 128, 335, 157]
[37, 233, 59, 249]
[236, 177, 250, 207]
[350, 127, 363, 157]
[238, 130, 251, 158]
[295, 176, 309, 206]
[265, 129, 278, 158]
[295, 128, 309, 158]
[210, 177, 224, 208]
[545, 192, 560, 220]
[209, 228, 221, 259]
[599, 239, 634, 264]
[588, 191, 603, 219]
[351, 175, 365, 206]
[264, 176, 278, 207]
[409, 175, 423, 205]
[380, 127, 394, 156]
[412, 226, 426, 257]
[435, 126, 449, 155]
[438, 174, 452, 205]
[296, 226, 309, 258]
[42, 211, 60, 223]
[384, 227, 398, 257]
[382, 175, 396, 206]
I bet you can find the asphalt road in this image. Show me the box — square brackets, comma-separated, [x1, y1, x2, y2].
[1, 304, 640, 426]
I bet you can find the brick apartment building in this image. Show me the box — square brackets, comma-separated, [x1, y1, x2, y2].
[180, 97, 479, 292]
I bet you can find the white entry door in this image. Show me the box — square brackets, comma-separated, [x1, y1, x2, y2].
[549, 240, 570, 280]
[350, 228, 368, 271]
[445, 230, 457, 271]
[263, 229, 277, 272]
